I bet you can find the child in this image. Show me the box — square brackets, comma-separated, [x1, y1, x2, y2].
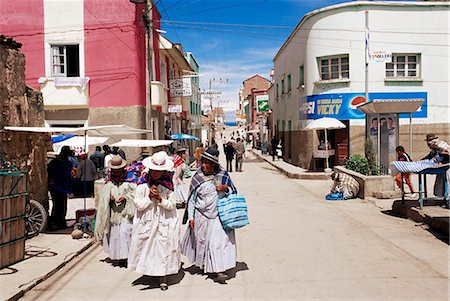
[395, 146, 415, 196]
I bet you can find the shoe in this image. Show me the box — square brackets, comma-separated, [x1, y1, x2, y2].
[214, 272, 228, 284]
[160, 283, 168, 291]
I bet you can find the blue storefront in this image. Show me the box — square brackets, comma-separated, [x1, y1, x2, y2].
[299, 92, 427, 168]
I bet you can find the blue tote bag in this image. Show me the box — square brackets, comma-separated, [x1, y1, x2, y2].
[217, 193, 249, 230]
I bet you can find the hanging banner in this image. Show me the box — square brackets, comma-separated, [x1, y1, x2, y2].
[169, 78, 192, 97]
[300, 92, 427, 120]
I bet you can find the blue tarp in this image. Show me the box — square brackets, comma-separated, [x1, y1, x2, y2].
[52, 134, 76, 144]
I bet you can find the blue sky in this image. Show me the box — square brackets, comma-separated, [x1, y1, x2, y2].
[155, 0, 351, 112]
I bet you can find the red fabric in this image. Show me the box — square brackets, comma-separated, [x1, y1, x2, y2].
[172, 154, 183, 168]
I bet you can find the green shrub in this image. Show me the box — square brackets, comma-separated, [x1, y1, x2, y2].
[345, 154, 369, 175]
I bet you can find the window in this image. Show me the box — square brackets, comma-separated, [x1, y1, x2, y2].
[319, 55, 349, 80]
[51, 45, 79, 77]
[299, 65, 305, 86]
[287, 74, 291, 92]
[386, 54, 420, 78]
[281, 79, 285, 94]
[276, 83, 279, 97]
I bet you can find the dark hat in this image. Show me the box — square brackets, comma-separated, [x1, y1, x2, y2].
[175, 147, 187, 154]
[201, 147, 220, 165]
[425, 134, 438, 141]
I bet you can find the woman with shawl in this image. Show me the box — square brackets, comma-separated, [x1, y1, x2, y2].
[94, 156, 136, 265]
[181, 147, 237, 284]
[128, 151, 180, 291]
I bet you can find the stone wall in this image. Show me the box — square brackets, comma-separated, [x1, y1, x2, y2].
[89, 105, 146, 160]
[0, 45, 49, 208]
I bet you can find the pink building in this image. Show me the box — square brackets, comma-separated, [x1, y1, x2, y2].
[1, 0, 162, 142]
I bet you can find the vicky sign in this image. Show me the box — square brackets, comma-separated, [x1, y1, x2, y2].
[300, 92, 427, 120]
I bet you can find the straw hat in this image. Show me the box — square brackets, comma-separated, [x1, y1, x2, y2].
[142, 151, 174, 171]
[108, 155, 127, 169]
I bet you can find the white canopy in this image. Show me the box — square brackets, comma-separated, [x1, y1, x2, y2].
[4, 124, 151, 137]
[111, 139, 173, 148]
[52, 136, 109, 154]
[303, 117, 347, 130]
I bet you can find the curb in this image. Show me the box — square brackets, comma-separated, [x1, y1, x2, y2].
[249, 149, 330, 180]
[7, 239, 95, 301]
[392, 201, 449, 237]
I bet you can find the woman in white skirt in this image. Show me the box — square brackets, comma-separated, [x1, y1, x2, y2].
[94, 156, 136, 265]
[128, 151, 180, 291]
[181, 147, 237, 284]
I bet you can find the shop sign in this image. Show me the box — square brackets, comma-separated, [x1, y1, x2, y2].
[168, 104, 182, 113]
[256, 95, 269, 112]
[169, 78, 192, 97]
[300, 92, 427, 120]
[369, 51, 392, 63]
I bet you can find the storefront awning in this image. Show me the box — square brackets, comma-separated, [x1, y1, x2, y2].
[356, 99, 424, 114]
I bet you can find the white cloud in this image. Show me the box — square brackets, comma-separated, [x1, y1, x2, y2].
[198, 47, 275, 112]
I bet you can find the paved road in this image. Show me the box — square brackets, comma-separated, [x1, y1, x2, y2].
[21, 149, 449, 300]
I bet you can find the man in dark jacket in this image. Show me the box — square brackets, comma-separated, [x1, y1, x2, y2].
[271, 137, 279, 161]
[48, 146, 73, 230]
[224, 141, 236, 172]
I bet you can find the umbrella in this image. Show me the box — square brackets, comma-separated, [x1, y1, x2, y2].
[171, 133, 199, 141]
[51, 134, 76, 144]
[304, 117, 346, 171]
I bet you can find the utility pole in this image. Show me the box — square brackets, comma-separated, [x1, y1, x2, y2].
[201, 78, 227, 145]
[131, 0, 154, 139]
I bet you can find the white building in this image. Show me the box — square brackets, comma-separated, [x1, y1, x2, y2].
[271, 1, 450, 170]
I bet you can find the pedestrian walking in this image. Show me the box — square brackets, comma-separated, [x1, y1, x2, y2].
[235, 138, 245, 172]
[128, 151, 181, 291]
[47, 146, 73, 230]
[193, 143, 205, 169]
[276, 139, 283, 160]
[394, 146, 415, 197]
[94, 156, 136, 265]
[78, 152, 96, 197]
[271, 137, 278, 161]
[181, 147, 238, 284]
[90, 146, 105, 179]
[173, 148, 188, 208]
[224, 141, 235, 172]
[422, 134, 448, 196]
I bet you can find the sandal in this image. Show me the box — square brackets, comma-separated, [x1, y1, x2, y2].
[160, 283, 168, 291]
[159, 276, 168, 291]
[215, 272, 228, 284]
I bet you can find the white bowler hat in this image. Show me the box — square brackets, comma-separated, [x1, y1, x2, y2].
[142, 151, 174, 171]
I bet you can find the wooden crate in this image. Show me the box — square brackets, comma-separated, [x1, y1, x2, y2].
[0, 172, 27, 268]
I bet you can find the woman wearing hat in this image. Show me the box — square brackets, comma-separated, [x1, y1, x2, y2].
[181, 147, 238, 284]
[94, 155, 136, 265]
[128, 151, 180, 291]
[172, 148, 188, 208]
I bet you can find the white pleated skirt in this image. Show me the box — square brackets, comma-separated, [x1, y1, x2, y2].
[102, 219, 133, 260]
[181, 211, 236, 273]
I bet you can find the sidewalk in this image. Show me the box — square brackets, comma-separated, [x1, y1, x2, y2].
[249, 149, 330, 180]
[1, 197, 96, 301]
[250, 148, 449, 240]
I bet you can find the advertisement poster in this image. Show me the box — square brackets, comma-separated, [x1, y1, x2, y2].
[300, 92, 427, 120]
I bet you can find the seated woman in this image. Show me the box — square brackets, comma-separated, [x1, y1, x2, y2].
[181, 147, 237, 284]
[94, 156, 136, 265]
[128, 151, 180, 291]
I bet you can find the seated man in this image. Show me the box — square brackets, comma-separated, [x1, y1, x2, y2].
[330, 172, 360, 199]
